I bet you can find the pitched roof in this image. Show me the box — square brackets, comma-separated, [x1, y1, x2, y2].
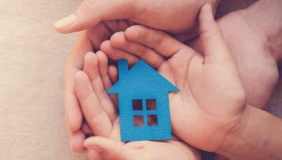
[107, 59, 179, 94]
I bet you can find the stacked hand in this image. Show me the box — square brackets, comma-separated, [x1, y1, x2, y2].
[56, 0, 282, 159]
[82, 5, 247, 156]
[74, 51, 200, 160]
[57, 0, 221, 154]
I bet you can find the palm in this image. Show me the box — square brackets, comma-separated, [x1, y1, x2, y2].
[152, 47, 245, 152]
[103, 113, 200, 160]
[75, 51, 200, 160]
[99, 7, 249, 151]
[189, 10, 279, 109]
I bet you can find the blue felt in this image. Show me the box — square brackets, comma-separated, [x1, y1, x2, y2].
[107, 59, 179, 142]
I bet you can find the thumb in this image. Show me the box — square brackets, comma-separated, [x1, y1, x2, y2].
[54, 0, 136, 34]
[199, 4, 233, 66]
[84, 137, 143, 160]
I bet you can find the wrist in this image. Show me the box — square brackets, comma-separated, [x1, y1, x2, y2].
[215, 104, 251, 159]
[242, 0, 282, 63]
[216, 105, 282, 160]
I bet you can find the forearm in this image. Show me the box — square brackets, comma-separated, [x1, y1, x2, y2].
[217, 105, 282, 160]
[242, 0, 282, 62]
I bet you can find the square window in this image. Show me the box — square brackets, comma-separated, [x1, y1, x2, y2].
[147, 115, 158, 126]
[132, 99, 143, 110]
[133, 115, 144, 126]
[146, 99, 156, 110]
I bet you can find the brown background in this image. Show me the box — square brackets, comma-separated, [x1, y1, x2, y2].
[0, 0, 280, 159]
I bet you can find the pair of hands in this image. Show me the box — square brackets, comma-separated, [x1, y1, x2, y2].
[55, 0, 280, 159]
[73, 4, 247, 160]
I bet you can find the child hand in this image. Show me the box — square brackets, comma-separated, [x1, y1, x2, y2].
[74, 52, 200, 160]
[101, 4, 248, 152]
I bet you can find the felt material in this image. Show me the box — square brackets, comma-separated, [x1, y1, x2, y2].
[108, 60, 179, 141]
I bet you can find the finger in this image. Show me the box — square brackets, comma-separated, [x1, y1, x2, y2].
[64, 31, 93, 152]
[87, 149, 104, 160]
[65, 116, 86, 152]
[107, 65, 119, 108]
[187, 38, 204, 55]
[81, 122, 92, 134]
[75, 71, 112, 138]
[86, 20, 132, 50]
[124, 25, 185, 57]
[100, 40, 139, 67]
[97, 51, 119, 108]
[199, 4, 233, 65]
[83, 52, 117, 123]
[96, 51, 114, 91]
[110, 32, 165, 69]
[54, 0, 136, 34]
[84, 137, 143, 160]
[108, 65, 118, 84]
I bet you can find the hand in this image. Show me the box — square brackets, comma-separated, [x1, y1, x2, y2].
[74, 51, 200, 160]
[189, 5, 280, 109]
[54, 0, 220, 41]
[58, 0, 221, 153]
[63, 20, 132, 153]
[101, 4, 247, 152]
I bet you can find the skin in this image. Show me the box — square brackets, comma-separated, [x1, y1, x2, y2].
[56, 0, 221, 155]
[101, 5, 282, 159]
[56, 0, 282, 158]
[74, 51, 200, 160]
[189, 0, 281, 109]
[54, 0, 220, 41]
[101, 4, 247, 153]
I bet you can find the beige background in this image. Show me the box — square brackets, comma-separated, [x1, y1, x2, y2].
[0, 0, 281, 159]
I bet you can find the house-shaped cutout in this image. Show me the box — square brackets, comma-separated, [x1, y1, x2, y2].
[107, 59, 179, 142]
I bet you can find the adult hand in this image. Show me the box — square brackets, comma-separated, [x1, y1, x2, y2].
[101, 4, 247, 152]
[74, 51, 200, 160]
[58, 0, 221, 154]
[54, 0, 220, 41]
[188, 1, 280, 109]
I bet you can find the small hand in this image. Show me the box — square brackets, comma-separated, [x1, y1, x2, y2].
[63, 20, 132, 153]
[74, 51, 200, 160]
[58, 0, 221, 153]
[101, 4, 247, 152]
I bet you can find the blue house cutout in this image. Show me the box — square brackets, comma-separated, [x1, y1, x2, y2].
[107, 59, 179, 142]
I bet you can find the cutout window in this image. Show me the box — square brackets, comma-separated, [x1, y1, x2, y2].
[133, 115, 144, 126]
[132, 99, 143, 110]
[147, 115, 158, 126]
[146, 99, 156, 110]
[132, 99, 158, 127]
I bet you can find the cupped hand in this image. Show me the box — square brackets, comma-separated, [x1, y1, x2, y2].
[101, 4, 247, 152]
[58, 0, 221, 153]
[54, 0, 220, 41]
[63, 20, 133, 153]
[74, 51, 200, 160]
[189, 8, 279, 109]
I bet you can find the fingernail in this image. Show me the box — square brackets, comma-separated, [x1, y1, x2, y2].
[54, 14, 77, 28]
